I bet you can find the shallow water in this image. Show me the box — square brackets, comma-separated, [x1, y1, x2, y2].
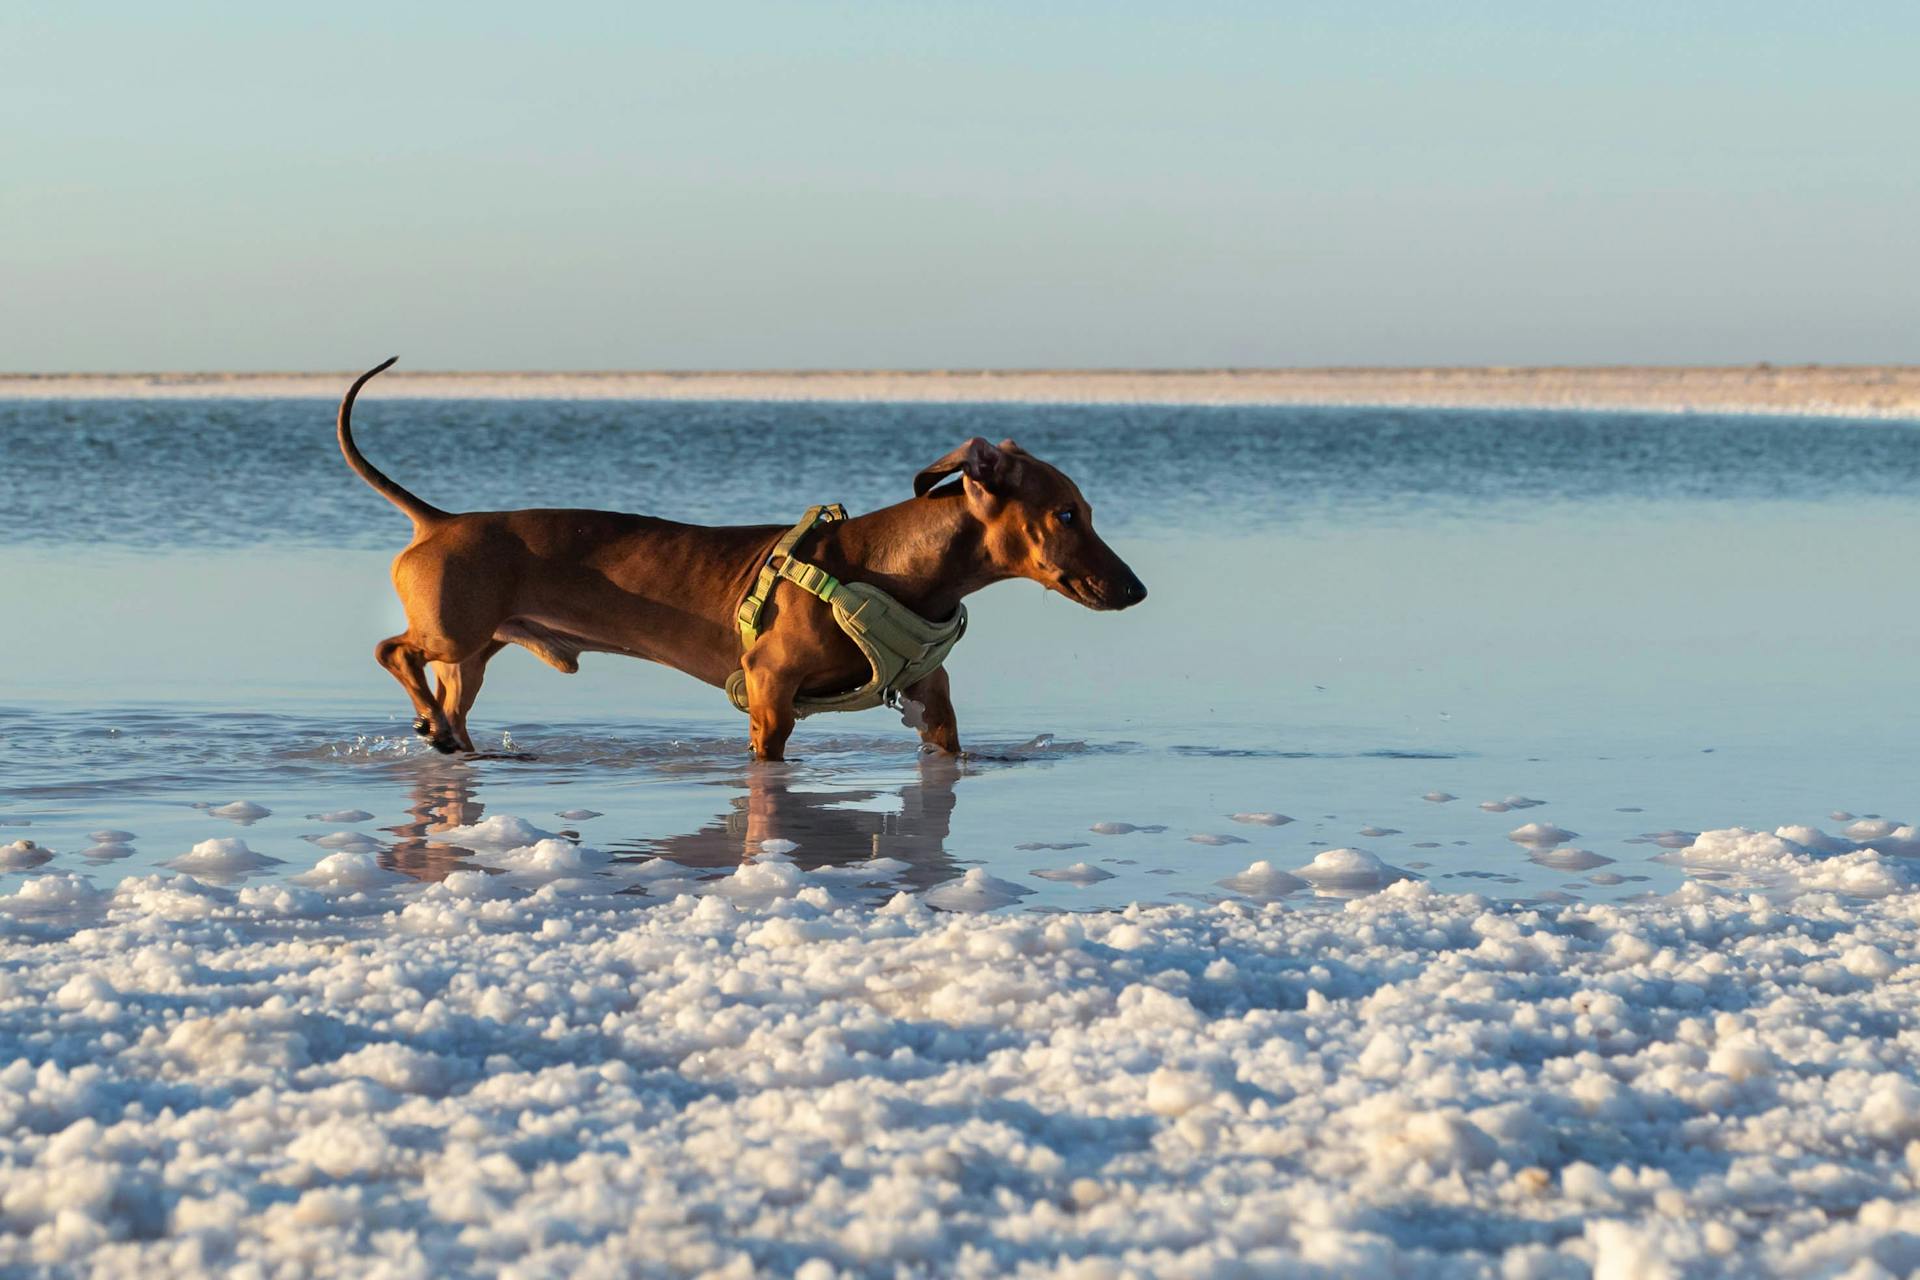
[5, 398, 1920, 908]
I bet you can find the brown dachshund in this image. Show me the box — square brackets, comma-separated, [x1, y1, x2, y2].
[338, 358, 1146, 760]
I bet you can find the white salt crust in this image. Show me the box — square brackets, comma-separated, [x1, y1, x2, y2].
[205, 801, 272, 824]
[1228, 812, 1294, 827]
[2, 823, 1920, 1275]
[0, 841, 53, 871]
[1031, 863, 1116, 885]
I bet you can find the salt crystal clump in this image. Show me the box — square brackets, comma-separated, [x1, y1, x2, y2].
[89, 830, 136, 844]
[1674, 827, 1912, 897]
[1807, 856, 1913, 898]
[1090, 822, 1164, 835]
[1528, 847, 1614, 872]
[757, 838, 799, 854]
[208, 800, 272, 823]
[310, 831, 380, 852]
[1707, 1036, 1778, 1082]
[1031, 863, 1115, 884]
[1673, 828, 1807, 872]
[1217, 860, 1308, 897]
[1775, 824, 1855, 855]
[1229, 812, 1293, 826]
[166, 838, 282, 876]
[295, 851, 405, 891]
[81, 843, 135, 861]
[439, 869, 501, 899]
[0, 874, 107, 917]
[1866, 824, 1920, 856]
[1424, 792, 1457, 803]
[924, 868, 1033, 911]
[556, 809, 603, 821]
[1357, 825, 1400, 838]
[1861, 1077, 1920, 1141]
[112, 873, 234, 920]
[55, 972, 118, 1011]
[1384, 1109, 1499, 1173]
[1843, 945, 1899, 981]
[1507, 822, 1578, 848]
[439, 816, 557, 850]
[712, 855, 806, 902]
[288, 1118, 401, 1179]
[1145, 1068, 1215, 1116]
[0, 839, 53, 869]
[806, 856, 910, 881]
[307, 809, 374, 823]
[627, 858, 694, 883]
[1186, 833, 1246, 847]
[476, 839, 609, 877]
[1291, 848, 1406, 893]
[238, 882, 331, 918]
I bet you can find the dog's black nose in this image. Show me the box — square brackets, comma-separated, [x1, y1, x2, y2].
[1123, 576, 1147, 606]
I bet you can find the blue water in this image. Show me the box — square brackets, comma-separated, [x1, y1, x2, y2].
[4, 396, 1920, 907]
[11, 398, 1920, 547]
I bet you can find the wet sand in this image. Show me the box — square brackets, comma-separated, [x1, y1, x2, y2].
[4, 365, 1919, 418]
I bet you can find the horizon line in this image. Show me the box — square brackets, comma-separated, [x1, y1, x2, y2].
[2, 361, 1913, 380]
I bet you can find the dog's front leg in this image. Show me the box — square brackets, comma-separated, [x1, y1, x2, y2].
[740, 651, 801, 761]
[902, 667, 962, 756]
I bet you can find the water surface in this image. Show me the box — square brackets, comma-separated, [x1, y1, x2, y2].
[4, 398, 1918, 907]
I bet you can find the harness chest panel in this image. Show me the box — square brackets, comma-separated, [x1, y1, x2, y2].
[725, 505, 967, 718]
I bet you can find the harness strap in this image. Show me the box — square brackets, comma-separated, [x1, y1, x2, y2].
[728, 503, 967, 718]
[777, 557, 840, 603]
[735, 504, 846, 645]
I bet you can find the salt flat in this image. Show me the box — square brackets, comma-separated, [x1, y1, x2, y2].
[3, 365, 1918, 419]
[9, 393, 1920, 1276]
[4, 821, 1920, 1277]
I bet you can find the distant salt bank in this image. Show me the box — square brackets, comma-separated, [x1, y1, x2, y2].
[3, 365, 1918, 418]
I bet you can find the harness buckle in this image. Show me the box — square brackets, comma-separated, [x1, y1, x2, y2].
[779, 559, 840, 601]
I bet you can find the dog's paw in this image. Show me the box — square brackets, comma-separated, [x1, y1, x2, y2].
[411, 716, 462, 754]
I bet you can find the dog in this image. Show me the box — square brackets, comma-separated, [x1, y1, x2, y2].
[338, 358, 1146, 760]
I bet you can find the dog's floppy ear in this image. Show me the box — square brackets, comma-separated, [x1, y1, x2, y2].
[914, 437, 1015, 497]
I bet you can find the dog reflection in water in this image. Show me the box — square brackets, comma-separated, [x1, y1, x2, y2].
[647, 755, 963, 893]
[382, 768, 489, 883]
[381, 756, 965, 893]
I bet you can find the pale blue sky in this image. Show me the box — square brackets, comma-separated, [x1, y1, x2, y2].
[4, 1, 1915, 371]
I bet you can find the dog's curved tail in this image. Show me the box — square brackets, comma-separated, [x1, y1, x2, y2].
[337, 357, 448, 528]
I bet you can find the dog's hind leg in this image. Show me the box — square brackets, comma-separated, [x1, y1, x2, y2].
[383, 541, 512, 754]
[377, 634, 464, 753]
[431, 640, 504, 753]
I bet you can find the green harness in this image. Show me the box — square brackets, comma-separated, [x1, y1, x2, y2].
[724, 504, 968, 718]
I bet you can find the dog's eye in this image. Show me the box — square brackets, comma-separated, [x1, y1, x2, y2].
[1056, 508, 1077, 525]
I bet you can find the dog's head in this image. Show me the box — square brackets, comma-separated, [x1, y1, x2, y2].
[914, 437, 1147, 610]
